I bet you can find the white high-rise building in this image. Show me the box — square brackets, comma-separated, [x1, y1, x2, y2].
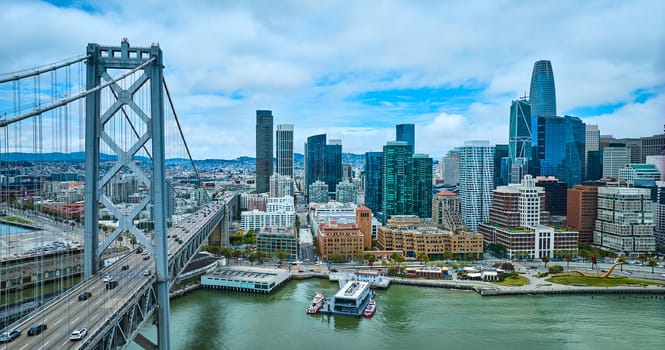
[241, 196, 296, 231]
[459, 141, 494, 231]
[335, 179, 356, 204]
[594, 187, 655, 254]
[308, 180, 329, 204]
[518, 175, 542, 227]
[270, 173, 294, 197]
[276, 124, 294, 178]
[442, 150, 460, 185]
[585, 124, 599, 180]
[602, 144, 630, 178]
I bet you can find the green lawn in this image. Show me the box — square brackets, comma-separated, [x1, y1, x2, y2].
[494, 275, 530, 286]
[546, 275, 662, 287]
[1, 216, 32, 224]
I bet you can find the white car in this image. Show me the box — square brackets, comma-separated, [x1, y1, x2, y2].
[70, 328, 87, 341]
[102, 275, 112, 282]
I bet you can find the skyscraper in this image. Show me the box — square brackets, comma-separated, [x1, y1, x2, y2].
[509, 98, 532, 161]
[364, 151, 383, 214]
[276, 124, 294, 178]
[459, 141, 494, 231]
[594, 187, 656, 254]
[412, 154, 433, 219]
[396, 124, 415, 151]
[536, 115, 585, 188]
[325, 139, 342, 193]
[442, 150, 460, 185]
[255, 110, 273, 193]
[494, 144, 509, 187]
[528, 60, 556, 171]
[382, 141, 413, 222]
[305, 134, 326, 197]
[585, 124, 600, 181]
[528, 60, 557, 127]
[602, 143, 630, 178]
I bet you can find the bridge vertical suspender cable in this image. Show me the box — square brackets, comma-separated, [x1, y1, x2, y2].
[163, 78, 204, 187]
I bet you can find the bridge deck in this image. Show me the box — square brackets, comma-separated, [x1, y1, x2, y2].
[3, 202, 226, 350]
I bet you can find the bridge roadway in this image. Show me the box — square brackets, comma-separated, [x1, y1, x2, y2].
[4, 201, 226, 350]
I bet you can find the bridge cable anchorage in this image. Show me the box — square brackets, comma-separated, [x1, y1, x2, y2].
[163, 78, 204, 187]
[0, 55, 89, 84]
[0, 57, 155, 128]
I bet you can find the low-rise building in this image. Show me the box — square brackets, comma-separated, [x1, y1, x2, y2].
[377, 215, 483, 259]
[317, 221, 364, 261]
[256, 227, 298, 260]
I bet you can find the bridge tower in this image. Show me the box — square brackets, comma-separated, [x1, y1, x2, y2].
[84, 40, 171, 349]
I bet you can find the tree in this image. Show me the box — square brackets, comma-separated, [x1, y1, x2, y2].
[416, 252, 430, 265]
[618, 256, 626, 272]
[366, 254, 376, 269]
[116, 235, 124, 248]
[548, 265, 564, 274]
[276, 250, 289, 262]
[221, 247, 234, 258]
[541, 256, 549, 268]
[563, 254, 572, 270]
[355, 250, 366, 263]
[130, 236, 137, 249]
[648, 259, 658, 274]
[391, 253, 405, 275]
[578, 249, 590, 263]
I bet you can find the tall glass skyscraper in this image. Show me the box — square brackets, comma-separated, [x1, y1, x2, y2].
[459, 141, 494, 231]
[529, 60, 557, 125]
[396, 124, 415, 151]
[508, 98, 532, 161]
[494, 144, 509, 187]
[364, 151, 383, 215]
[255, 110, 273, 193]
[536, 115, 586, 188]
[529, 60, 556, 172]
[305, 134, 326, 197]
[276, 124, 294, 178]
[585, 124, 600, 181]
[382, 141, 413, 223]
[412, 154, 433, 219]
[325, 139, 342, 193]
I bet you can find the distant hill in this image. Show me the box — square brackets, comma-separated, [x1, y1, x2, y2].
[2, 152, 367, 168]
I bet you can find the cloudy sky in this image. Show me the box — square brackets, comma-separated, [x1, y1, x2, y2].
[1, 0, 664, 159]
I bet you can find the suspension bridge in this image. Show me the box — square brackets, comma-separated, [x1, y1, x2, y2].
[0, 40, 232, 349]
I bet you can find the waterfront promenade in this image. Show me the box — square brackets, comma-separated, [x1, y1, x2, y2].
[288, 267, 665, 297]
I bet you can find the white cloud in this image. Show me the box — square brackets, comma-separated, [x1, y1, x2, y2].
[1, 0, 663, 159]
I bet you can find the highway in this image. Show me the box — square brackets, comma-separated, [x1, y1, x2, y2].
[1, 202, 224, 350]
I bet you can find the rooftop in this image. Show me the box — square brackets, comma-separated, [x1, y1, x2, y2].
[334, 280, 371, 300]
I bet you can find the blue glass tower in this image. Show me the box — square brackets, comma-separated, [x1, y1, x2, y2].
[494, 144, 509, 187]
[509, 98, 532, 161]
[364, 151, 383, 214]
[305, 134, 326, 197]
[536, 115, 586, 188]
[529, 60, 557, 125]
[396, 124, 415, 151]
[325, 140, 342, 193]
[528, 60, 556, 175]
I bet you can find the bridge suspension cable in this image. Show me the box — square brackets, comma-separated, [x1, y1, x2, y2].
[163, 78, 203, 185]
[0, 55, 89, 84]
[0, 57, 155, 128]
